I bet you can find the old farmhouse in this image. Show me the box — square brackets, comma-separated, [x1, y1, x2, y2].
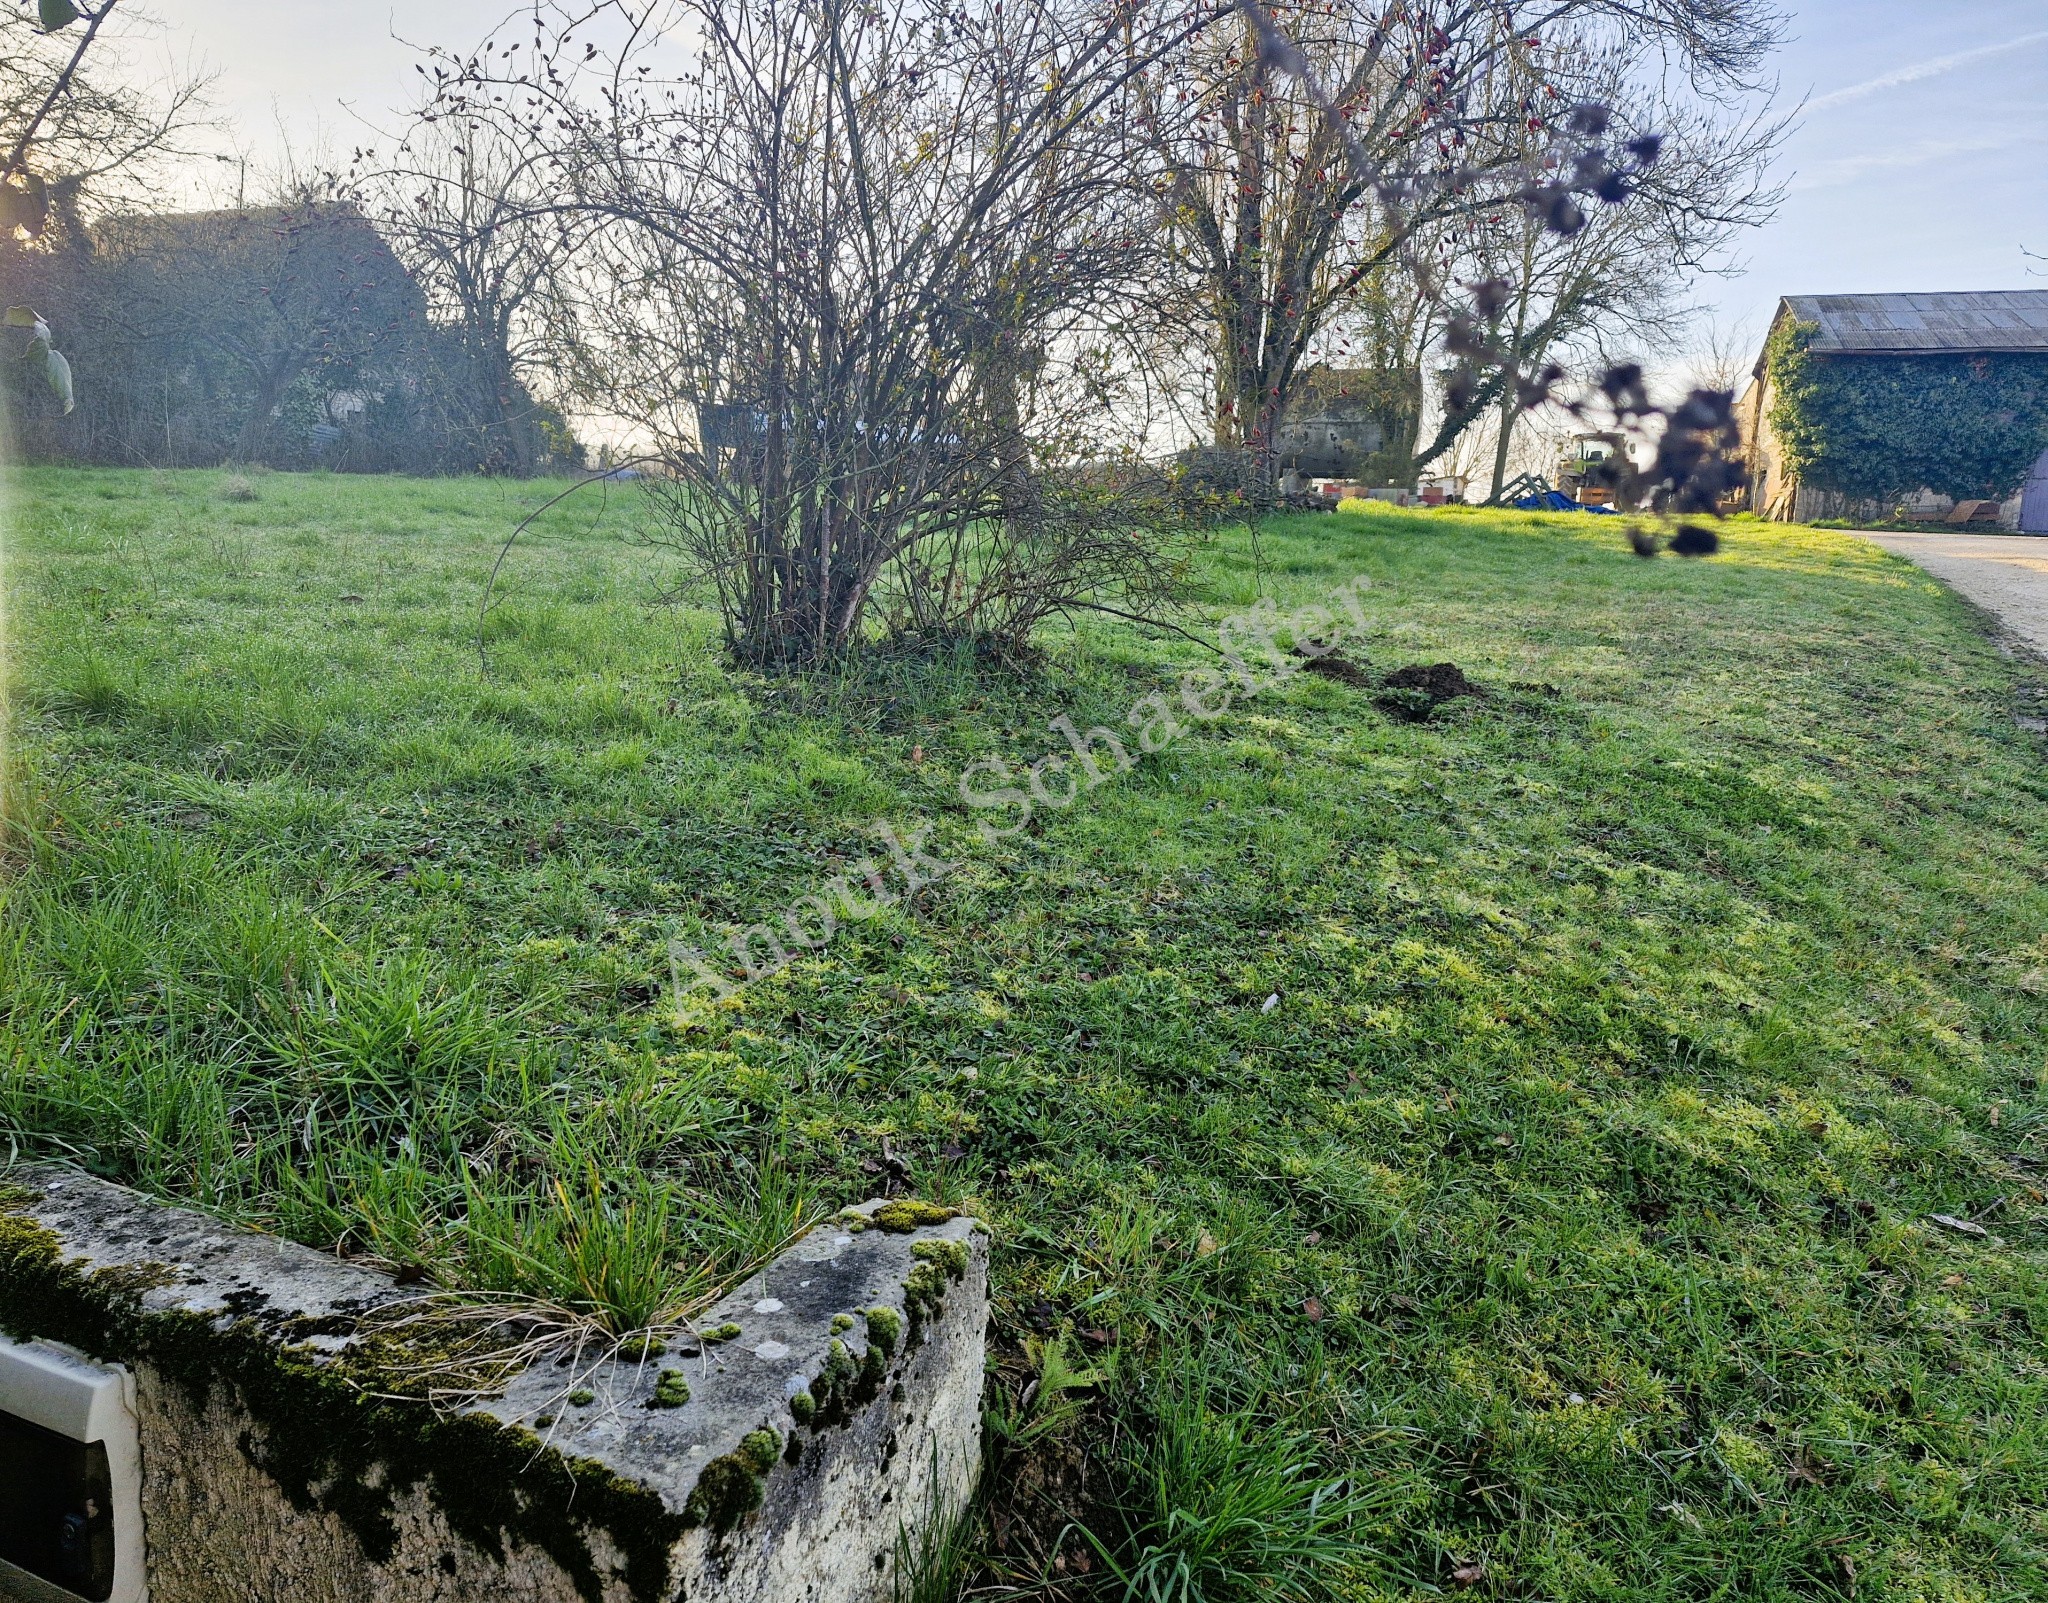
[1737, 290, 2048, 530]
[0, 203, 576, 474]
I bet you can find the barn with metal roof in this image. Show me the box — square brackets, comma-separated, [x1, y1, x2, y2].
[1737, 290, 2048, 529]
[1778, 291, 2048, 356]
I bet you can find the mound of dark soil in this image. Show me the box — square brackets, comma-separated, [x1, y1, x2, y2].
[1376, 661, 1484, 722]
[1382, 661, 1480, 699]
[1295, 648, 1376, 687]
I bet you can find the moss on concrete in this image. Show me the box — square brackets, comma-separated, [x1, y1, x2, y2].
[738, 1429, 782, 1473]
[806, 1334, 886, 1428]
[682, 1429, 782, 1534]
[682, 1451, 763, 1532]
[862, 1306, 901, 1359]
[910, 1239, 968, 1278]
[901, 1263, 949, 1348]
[867, 1201, 956, 1234]
[2, 1182, 984, 1601]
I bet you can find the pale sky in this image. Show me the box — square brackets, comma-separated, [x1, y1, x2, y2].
[105, 0, 2048, 371]
[1690, 0, 2048, 360]
[105, 1, 521, 171]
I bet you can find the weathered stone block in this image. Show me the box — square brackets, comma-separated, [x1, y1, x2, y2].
[0, 1169, 985, 1603]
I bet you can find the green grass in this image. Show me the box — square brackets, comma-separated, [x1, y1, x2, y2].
[6, 465, 2048, 1600]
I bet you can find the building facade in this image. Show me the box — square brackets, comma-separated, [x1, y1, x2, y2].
[1737, 291, 2048, 530]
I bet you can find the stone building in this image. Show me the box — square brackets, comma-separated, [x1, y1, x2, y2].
[1273, 365, 1390, 480]
[1736, 290, 2048, 529]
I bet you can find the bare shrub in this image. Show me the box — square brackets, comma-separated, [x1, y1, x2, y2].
[428, 0, 1222, 666]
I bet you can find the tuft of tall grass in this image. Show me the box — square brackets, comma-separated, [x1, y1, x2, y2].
[42, 655, 131, 722]
[1080, 1345, 1393, 1603]
[459, 1123, 822, 1333]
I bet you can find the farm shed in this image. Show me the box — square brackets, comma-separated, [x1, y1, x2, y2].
[1736, 290, 2048, 529]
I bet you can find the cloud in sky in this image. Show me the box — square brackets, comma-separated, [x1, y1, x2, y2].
[1787, 134, 2031, 192]
[1806, 27, 2048, 112]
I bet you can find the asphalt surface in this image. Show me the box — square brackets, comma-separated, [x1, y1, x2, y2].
[1850, 531, 2048, 659]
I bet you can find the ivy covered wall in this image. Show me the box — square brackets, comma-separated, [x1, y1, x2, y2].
[1764, 318, 2048, 502]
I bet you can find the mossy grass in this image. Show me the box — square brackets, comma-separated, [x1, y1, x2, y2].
[6, 470, 2048, 1594]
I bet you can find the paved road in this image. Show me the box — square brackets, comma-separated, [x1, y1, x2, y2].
[1851, 531, 2048, 659]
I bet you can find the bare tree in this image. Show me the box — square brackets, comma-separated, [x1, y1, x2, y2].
[374, 121, 579, 474]
[1681, 313, 1761, 396]
[2, 0, 209, 417]
[2, 0, 210, 235]
[434, 0, 1225, 664]
[1135, 0, 1784, 480]
[1419, 41, 1780, 500]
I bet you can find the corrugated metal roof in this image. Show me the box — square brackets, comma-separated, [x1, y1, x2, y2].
[1781, 291, 2048, 354]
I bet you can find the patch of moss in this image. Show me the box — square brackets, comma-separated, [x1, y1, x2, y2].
[805, 1334, 886, 1427]
[831, 1312, 855, 1332]
[738, 1427, 782, 1473]
[322, 1317, 525, 1403]
[789, 1390, 816, 1424]
[681, 1426, 783, 1533]
[863, 1305, 902, 1358]
[903, 1262, 951, 1348]
[818, 1337, 856, 1389]
[650, 1370, 690, 1409]
[683, 1452, 764, 1531]
[869, 1200, 957, 1233]
[568, 1389, 597, 1407]
[911, 1238, 969, 1278]
[699, 1321, 743, 1344]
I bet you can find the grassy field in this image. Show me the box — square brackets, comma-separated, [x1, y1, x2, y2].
[6, 466, 2048, 1600]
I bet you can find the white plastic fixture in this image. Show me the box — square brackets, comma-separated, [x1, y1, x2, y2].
[0, 1336, 146, 1603]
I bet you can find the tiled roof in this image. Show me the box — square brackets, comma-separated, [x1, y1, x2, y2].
[1781, 291, 2048, 354]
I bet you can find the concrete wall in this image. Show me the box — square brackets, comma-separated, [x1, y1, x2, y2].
[0, 1171, 984, 1603]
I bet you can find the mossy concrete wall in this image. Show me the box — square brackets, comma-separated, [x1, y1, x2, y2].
[0, 1170, 985, 1603]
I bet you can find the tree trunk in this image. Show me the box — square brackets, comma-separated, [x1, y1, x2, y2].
[1488, 391, 1517, 503]
[233, 356, 299, 465]
[1488, 257, 1536, 502]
